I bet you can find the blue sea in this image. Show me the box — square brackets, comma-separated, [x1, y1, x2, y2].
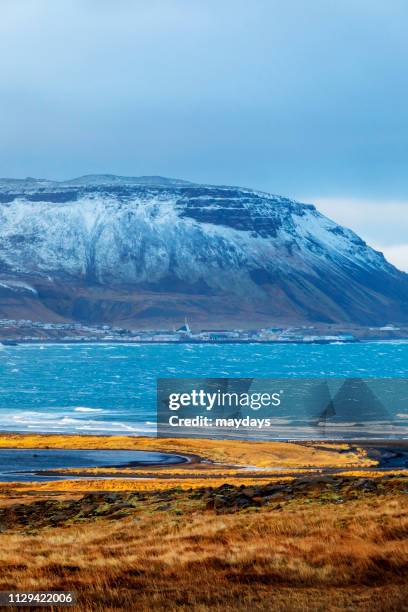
[0, 342, 407, 439]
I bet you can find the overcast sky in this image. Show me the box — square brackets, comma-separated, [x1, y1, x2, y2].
[0, 1, 407, 269]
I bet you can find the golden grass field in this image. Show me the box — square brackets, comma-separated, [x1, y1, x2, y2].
[0, 433, 377, 466]
[1, 478, 407, 611]
[0, 433, 376, 494]
[0, 434, 407, 611]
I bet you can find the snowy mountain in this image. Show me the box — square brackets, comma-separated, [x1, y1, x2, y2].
[0, 175, 407, 327]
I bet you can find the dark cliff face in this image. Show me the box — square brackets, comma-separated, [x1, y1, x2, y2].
[0, 175, 407, 328]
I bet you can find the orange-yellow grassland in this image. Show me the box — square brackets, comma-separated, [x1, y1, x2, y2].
[0, 433, 376, 493]
[0, 434, 407, 611]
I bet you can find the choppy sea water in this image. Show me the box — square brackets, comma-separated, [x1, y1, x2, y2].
[0, 342, 407, 439]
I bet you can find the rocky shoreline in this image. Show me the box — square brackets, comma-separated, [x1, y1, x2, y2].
[1, 473, 406, 531]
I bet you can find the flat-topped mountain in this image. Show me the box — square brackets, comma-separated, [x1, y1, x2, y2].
[0, 175, 406, 327]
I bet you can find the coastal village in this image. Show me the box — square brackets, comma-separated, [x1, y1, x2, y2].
[0, 316, 403, 344]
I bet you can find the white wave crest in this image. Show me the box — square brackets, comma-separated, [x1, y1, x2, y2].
[74, 407, 105, 413]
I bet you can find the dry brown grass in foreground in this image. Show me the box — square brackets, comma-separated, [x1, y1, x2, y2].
[0, 478, 407, 611]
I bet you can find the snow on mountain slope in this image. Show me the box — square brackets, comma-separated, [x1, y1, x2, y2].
[0, 175, 406, 326]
